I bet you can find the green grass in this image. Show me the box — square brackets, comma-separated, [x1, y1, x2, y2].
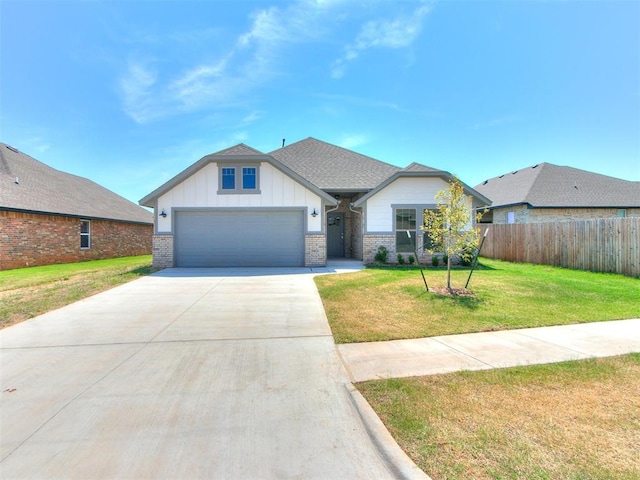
[358, 354, 640, 480]
[314, 258, 640, 343]
[0, 255, 152, 328]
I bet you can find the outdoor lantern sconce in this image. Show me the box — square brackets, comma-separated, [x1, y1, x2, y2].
[311, 208, 319, 218]
[160, 209, 167, 218]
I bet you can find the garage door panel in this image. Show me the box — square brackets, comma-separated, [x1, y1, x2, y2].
[175, 211, 304, 267]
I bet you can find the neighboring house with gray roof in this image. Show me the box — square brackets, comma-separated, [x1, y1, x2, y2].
[0, 143, 153, 270]
[140, 137, 490, 268]
[474, 162, 640, 224]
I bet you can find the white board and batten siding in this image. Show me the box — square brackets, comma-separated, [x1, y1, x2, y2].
[365, 177, 451, 232]
[155, 162, 324, 234]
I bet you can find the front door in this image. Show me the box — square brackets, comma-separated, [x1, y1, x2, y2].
[327, 213, 345, 257]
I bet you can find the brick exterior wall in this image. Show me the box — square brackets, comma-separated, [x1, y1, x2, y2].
[363, 232, 444, 265]
[363, 234, 395, 264]
[152, 233, 325, 268]
[305, 234, 326, 266]
[152, 234, 174, 269]
[329, 197, 364, 260]
[0, 211, 152, 271]
[492, 206, 640, 224]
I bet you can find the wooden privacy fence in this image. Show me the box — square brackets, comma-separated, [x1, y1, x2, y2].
[479, 217, 640, 278]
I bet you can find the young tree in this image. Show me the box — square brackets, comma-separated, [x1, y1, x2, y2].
[423, 177, 482, 291]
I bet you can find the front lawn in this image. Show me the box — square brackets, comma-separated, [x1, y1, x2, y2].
[314, 259, 640, 343]
[359, 354, 640, 480]
[0, 255, 152, 329]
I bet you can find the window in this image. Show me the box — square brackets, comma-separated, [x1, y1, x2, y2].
[422, 208, 439, 251]
[221, 168, 236, 190]
[242, 167, 256, 189]
[507, 211, 515, 224]
[218, 164, 260, 193]
[80, 220, 90, 249]
[617, 209, 627, 218]
[395, 208, 416, 252]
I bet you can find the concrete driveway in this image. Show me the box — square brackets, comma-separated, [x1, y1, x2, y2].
[0, 268, 424, 479]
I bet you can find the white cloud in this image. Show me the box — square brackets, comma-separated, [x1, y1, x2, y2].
[332, 3, 431, 79]
[316, 92, 404, 112]
[339, 133, 368, 149]
[116, 0, 428, 123]
[118, 58, 159, 123]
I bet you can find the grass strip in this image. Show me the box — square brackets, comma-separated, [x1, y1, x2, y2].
[0, 255, 152, 328]
[358, 354, 640, 480]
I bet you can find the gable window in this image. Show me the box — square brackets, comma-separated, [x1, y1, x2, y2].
[218, 164, 260, 193]
[221, 168, 236, 190]
[395, 208, 416, 252]
[80, 220, 90, 249]
[242, 167, 256, 189]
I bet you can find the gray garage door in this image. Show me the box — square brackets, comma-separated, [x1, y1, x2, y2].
[174, 210, 305, 267]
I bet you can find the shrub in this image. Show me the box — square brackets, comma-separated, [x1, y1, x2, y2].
[443, 254, 449, 265]
[408, 255, 415, 265]
[459, 243, 477, 266]
[432, 256, 440, 267]
[397, 253, 405, 265]
[374, 246, 389, 263]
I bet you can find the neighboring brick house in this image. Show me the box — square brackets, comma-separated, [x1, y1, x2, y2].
[140, 137, 490, 268]
[0, 143, 153, 270]
[474, 162, 640, 224]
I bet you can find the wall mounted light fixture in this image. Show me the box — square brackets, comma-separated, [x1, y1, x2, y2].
[311, 208, 319, 218]
[160, 209, 167, 218]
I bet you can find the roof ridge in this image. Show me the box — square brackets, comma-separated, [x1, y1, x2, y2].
[212, 143, 264, 155]
[275, 137, 401, 170]
[521, 162, 548, 203]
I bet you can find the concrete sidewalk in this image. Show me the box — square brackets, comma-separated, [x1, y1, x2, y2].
[338, 318, 640, 382]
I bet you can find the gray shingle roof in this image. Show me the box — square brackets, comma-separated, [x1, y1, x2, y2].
[402, 162, 440, 172]
[0, 143, 153, 224]
[215, 144, 264, 156]
[474, 162, 640, 208]
[269, 137, 401, 190]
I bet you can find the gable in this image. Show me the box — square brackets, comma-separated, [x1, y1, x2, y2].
[139, 144, 337, 208]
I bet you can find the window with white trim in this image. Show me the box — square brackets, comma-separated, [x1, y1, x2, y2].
[80, 220, 90, 249]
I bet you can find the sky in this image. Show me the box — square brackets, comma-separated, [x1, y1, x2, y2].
[2, 0, 639, 206]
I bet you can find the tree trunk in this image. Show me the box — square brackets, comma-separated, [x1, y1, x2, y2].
[447, 255, 452, 291]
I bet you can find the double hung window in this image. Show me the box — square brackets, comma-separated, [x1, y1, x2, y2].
[395, 208, 416, 252]
[395, 207, 442, 253]
[80, 220, 90, 249]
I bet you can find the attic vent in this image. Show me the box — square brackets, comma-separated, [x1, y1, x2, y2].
[14, 177, 19, 185]
[482, 180, 488, 185]
[512, 170, 518, 174]
[532, 164, 539, 168]
[5, 145, 19, 153]
[498, 174, 505, 178]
